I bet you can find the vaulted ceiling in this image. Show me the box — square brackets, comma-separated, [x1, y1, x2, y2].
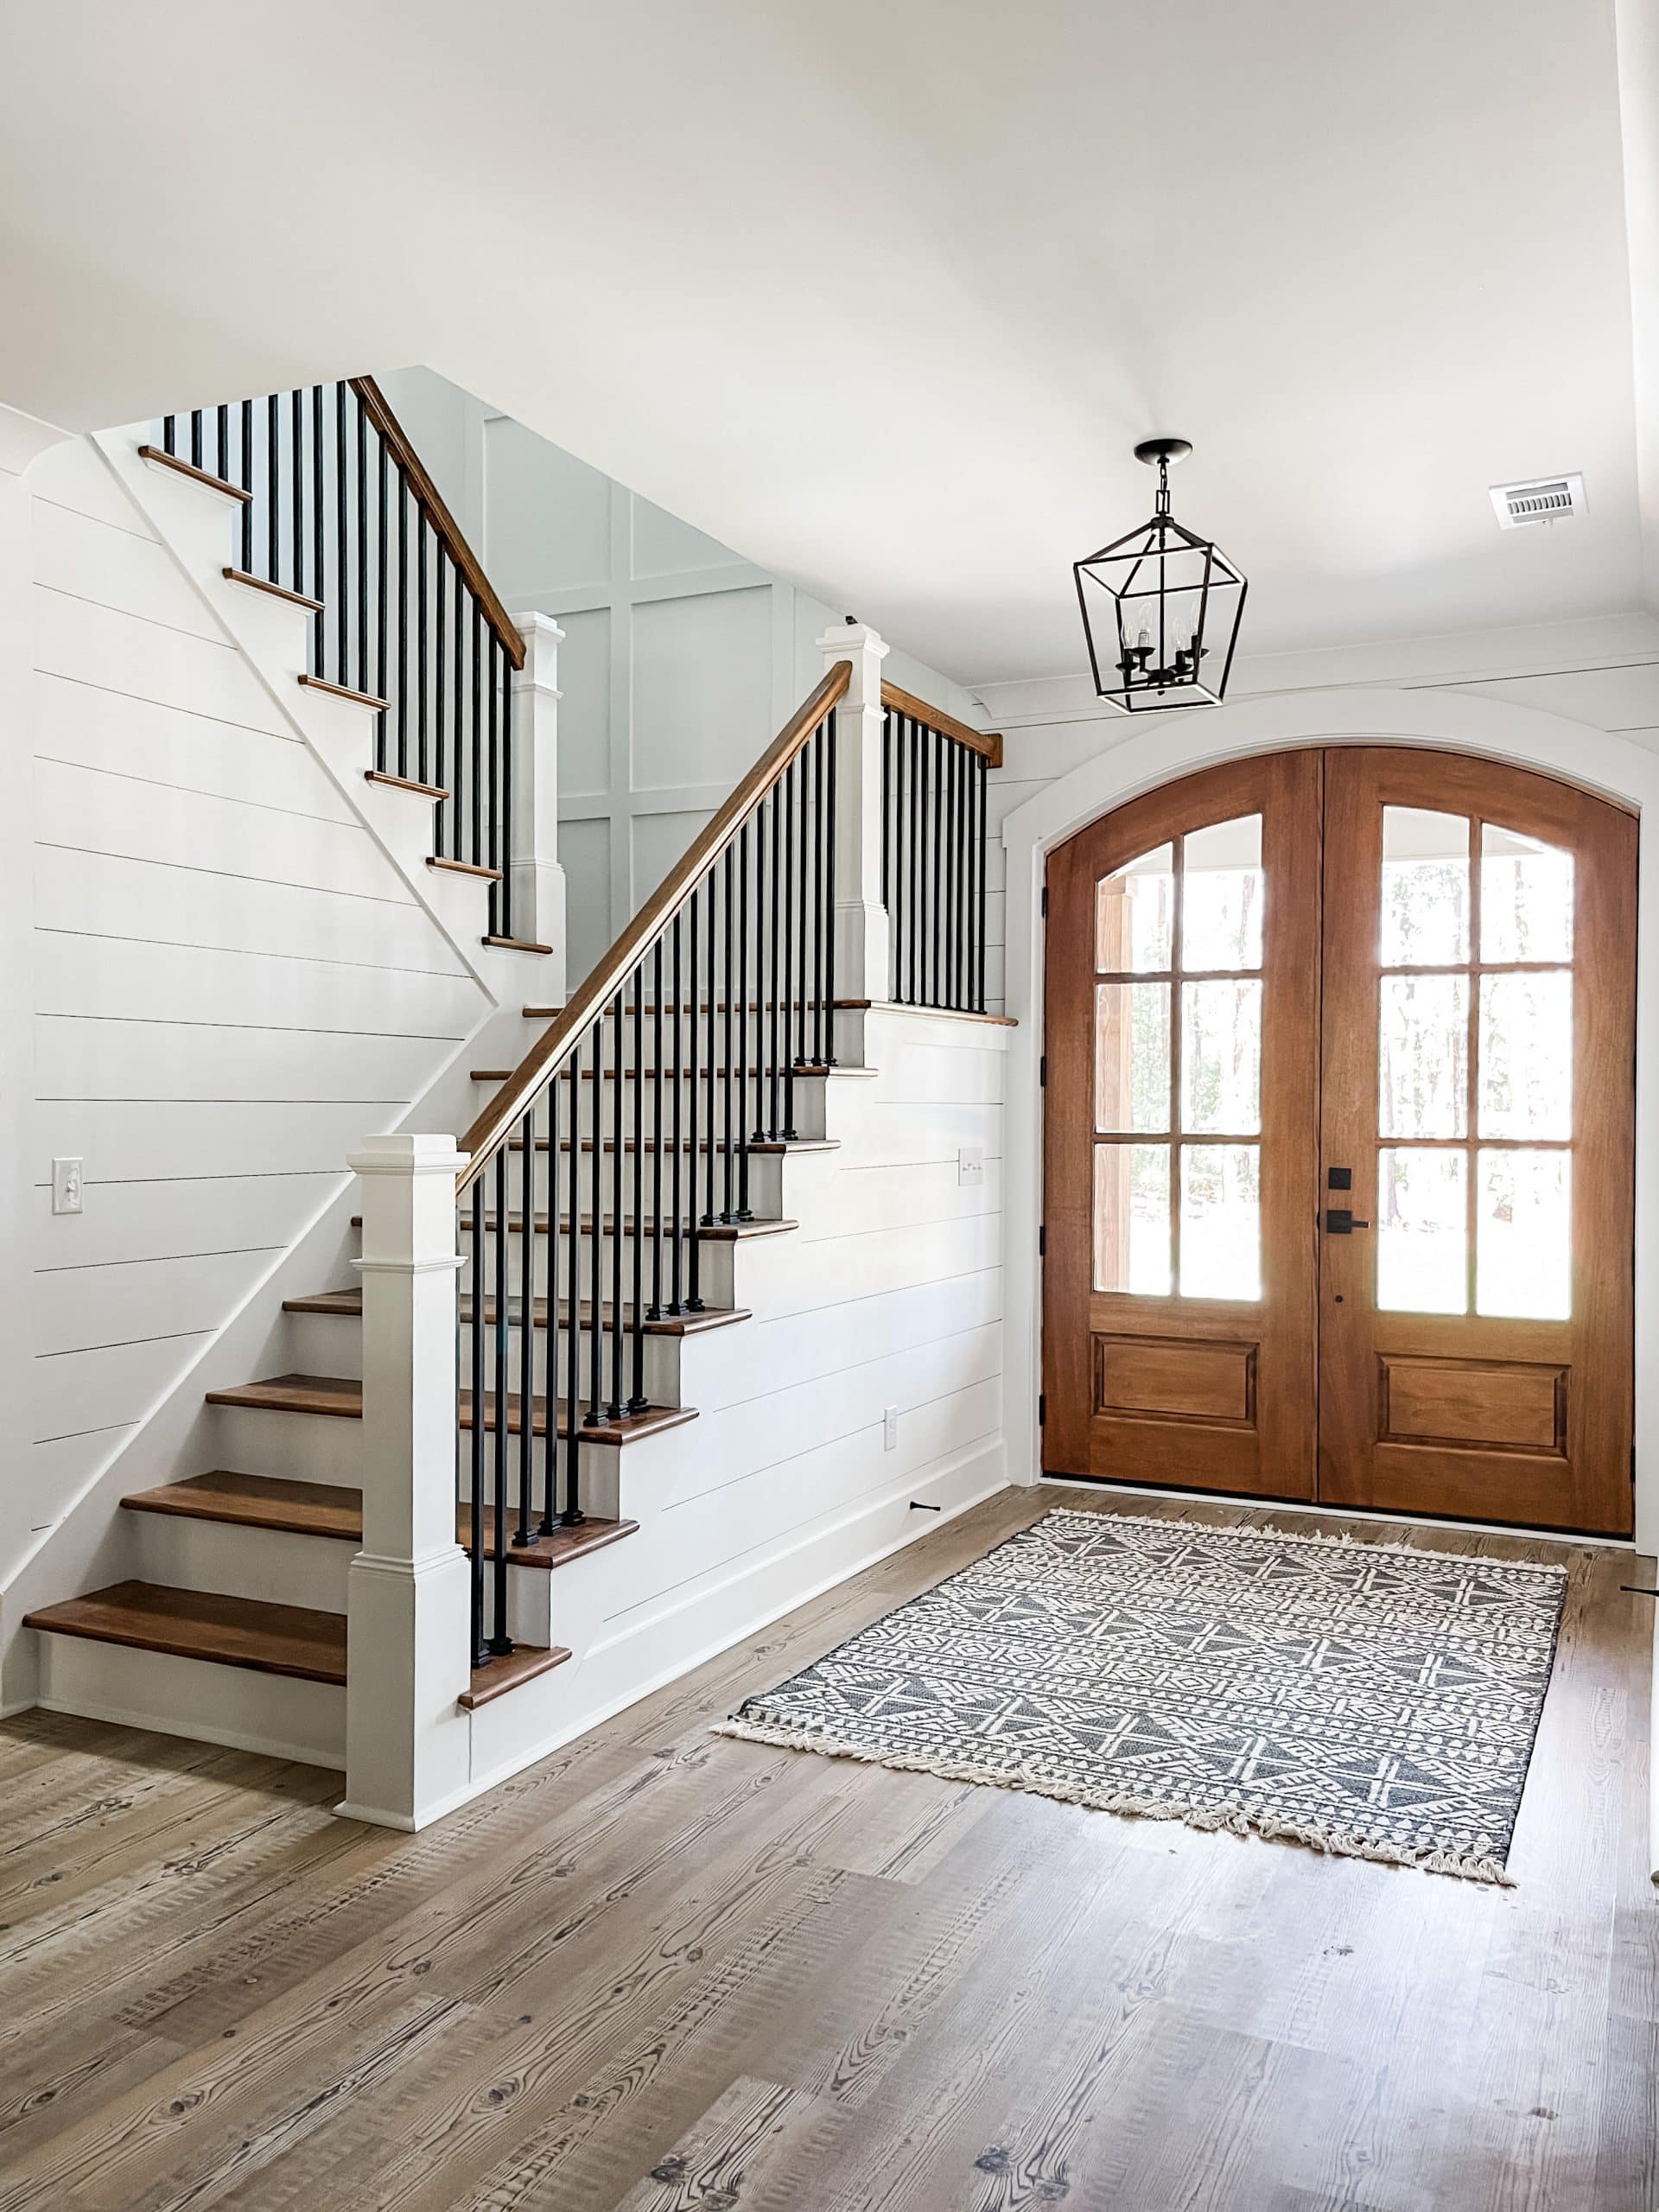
[2, 0, 1655, 683]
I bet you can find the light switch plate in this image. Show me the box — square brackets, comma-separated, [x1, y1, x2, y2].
[51, 1157, 83, 1215]
[957, 1145, 985, 1187]
[882, 1405, 899, 1452]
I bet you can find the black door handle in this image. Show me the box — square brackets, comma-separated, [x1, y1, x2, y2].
[1325, 1208, 1371, 1234]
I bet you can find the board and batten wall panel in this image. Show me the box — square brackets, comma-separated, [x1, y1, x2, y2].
[376, 369, 991, 994]
[970, 610, 1659, 1017]
[18, 435, 489, 1576]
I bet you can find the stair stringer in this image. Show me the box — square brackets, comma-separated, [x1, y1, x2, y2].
[450, 1005, 1011, 1811]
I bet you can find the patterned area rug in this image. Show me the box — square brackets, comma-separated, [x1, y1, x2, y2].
[716, 1509, 1568, 1884]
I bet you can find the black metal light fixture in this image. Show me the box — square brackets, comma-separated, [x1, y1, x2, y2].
[1073, 437, 1247, 713]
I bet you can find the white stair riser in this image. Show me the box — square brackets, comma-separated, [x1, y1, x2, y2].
[458, 1238, 740, 1309]
[462, 1327, 683, 1406]
[479, 1076, 831, 1145]
[128, 1511, 355, 1613]
[34, 1634, 346, 1770]
[500, 1148, 786, 1217]
[286, 1312, 365, 1378]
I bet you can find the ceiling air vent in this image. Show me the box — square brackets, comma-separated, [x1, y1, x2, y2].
[1489, 473, 1585, 530]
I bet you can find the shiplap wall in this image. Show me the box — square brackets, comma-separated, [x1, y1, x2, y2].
[973, 609, 1659, 1016]
[17, 436, 489, 1580]
[378, 370, 989, 989]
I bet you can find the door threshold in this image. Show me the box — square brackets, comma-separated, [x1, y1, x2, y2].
[1037, 1473, 1640, 1554]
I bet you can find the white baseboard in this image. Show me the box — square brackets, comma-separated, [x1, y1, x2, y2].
[35, 1694, 341, 1771]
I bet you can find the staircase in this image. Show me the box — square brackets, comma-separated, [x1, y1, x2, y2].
[21, 378, 1010, 1817]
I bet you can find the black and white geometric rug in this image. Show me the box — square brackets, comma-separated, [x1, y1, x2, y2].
[716, 1509, 1567, 1884]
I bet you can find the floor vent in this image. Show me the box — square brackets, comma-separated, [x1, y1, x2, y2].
[1489, 473, 1585, 529]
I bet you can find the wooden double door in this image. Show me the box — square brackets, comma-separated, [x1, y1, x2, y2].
[1042, 747, 1636, 1536]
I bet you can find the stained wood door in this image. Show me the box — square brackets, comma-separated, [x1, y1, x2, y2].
[1043, 751, 1324, 1498]
[1317, 749, 1635, 1535]
[1042, 745, 1637, 1537]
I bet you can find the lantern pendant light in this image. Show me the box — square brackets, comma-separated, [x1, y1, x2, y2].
[1073, 437, 1247, 713]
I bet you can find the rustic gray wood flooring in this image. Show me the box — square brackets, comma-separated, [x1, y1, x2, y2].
[0, 1483, 1650, 2210]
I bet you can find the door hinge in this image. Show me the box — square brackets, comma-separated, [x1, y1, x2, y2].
[1038, 1224, 1046, 1256]
[1040, 886, 1049, 919]
[1039, 1393, 1046, 1427]
[1039, 1054, 1047, 1086]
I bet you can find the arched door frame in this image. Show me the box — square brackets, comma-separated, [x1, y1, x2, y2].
[1000, 685, 1659, 1555]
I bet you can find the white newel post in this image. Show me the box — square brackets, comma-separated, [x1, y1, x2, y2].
[511, 613, 568, 994]
[340, 1134, 474, 1829]
[820, 621, 891, 1006]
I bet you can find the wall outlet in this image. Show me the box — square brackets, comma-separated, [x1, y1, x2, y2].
[882, 1405, 899, 1452]
[51, 1157, 83, 1216]
[957, 1144, 985, 1187]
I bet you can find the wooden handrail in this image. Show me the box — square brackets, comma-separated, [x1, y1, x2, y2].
[350, 376, 526, 671]
[880, 680, 1002, 770]
[456, 661, 853, 1188]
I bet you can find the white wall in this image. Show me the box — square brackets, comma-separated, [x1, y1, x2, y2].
[974, 609, 1659, 1016]
[14, 435, 491, 1582]
[378, 369, 990, 990]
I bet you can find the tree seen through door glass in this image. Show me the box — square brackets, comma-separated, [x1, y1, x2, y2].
[1380, 807, 1469, 965]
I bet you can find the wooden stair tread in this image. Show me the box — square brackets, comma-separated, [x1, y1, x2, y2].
[456, 1510, 639, 1568]
[366, 768, 448, 800]
[460, 1643, 569, 1709]
[22, 1581, 346, 1685]
[207, 1372, 695, 1445]
[122, 1470, 362, 1541]
[297, 672, 389, 712]
[207, 1373, 363, 1419]
[137, 446, 252, 501]
[484, 935, 555, 954]
[285, 1287, 750, 1337]
[223, 567, 325, 613]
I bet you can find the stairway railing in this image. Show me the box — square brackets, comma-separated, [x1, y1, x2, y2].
[453, 661, 851, 1665]
[159, 378, 526, 939]
[880, 683, 1001, 1014]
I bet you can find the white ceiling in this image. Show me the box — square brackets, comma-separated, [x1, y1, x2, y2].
[1, 0, 1655, 684]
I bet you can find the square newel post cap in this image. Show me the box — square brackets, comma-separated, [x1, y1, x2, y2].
[818, 621, 888, 713]
[512, 611, 565, 690]
[347, 1133, 471, 1179]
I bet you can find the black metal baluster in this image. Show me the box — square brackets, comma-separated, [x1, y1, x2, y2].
[909, 715, 922, 1004]
[736, 825, 752, 1218]
[811, 724, 826, 1067]
[265, 392, 279, 584]
[489, 1148, 512, 1653]
[515, 1103, 537, 1549]
[684, 897, 702, 1310]
[781, 756, 798, 1140]
[753, 798, 767, 1146]
[163, 412, 177, 457]
[721, 846, 735, 1222]
[767, 785, 782, 1139]
[375, 434, 389, 768]
[540, 1071, 561, 1536]
[933, 729, 946, 1007]
[649, 942, 664, 1323]
[239, 398, 254, 575]
[290, 389, 303, 599]
[499, 644, 514, 943]
[944, 737, 957, 1007]
[216, 403, 229, 482]
[470, 604, 484, 870]
[976, 751, 988, 1012]
[467, 1178, 488, 1665]
[451, 567, 464, 862]
[416, 515, 429, 789]
[309, 386, 324, 676]
[334, 385, 347, 685]
[355, 394, 368, 696]
[823, 714, 838, 1060]
[395, 475, 409, 778]
[630, 971, 646, 1409]
[563, 1033, 587, 1524]
[434, 556, 448, 851]
[670, 914, 685, 1313]
[609, 994, 625, 1421]
[703, 868, 717, 1225]
[190, 409, 202, 469]
[485, 632, 499, 933]
[584, 1022, 604, 1434]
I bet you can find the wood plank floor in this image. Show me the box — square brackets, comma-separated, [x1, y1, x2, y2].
[0, 1484, 1651, 2210]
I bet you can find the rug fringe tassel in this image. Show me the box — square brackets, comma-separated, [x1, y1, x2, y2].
[709, 1717, 1519, 1887]
[1041, 1505, 1567, 1582]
